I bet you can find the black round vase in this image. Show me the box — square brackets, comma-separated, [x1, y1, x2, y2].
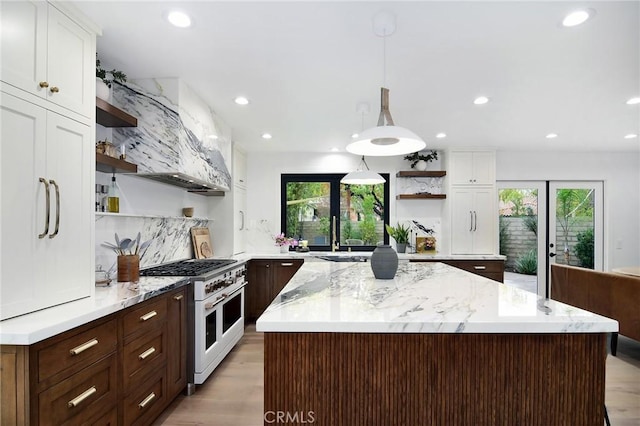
[370, 245, 398, 279]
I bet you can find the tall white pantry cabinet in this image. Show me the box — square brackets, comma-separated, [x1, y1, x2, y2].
[0, 1, 97, 320]
[449, 150, 497, 255]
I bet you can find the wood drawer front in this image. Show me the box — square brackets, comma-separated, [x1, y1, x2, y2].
[443, 260, 504, 273]
[122, 326, 167, 389]
[86, 406, 117, 426]
[122, 297, 167, 338]
[37, 318, 117, 384]
[122, 370, 166, 426]
[37, 353, 117, 426]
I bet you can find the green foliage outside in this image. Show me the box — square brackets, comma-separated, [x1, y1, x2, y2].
[556, 189, 594, 251]
[286, 182, 328, 238]
[574, 228, 594, 269]
[515, 249, 537, 275]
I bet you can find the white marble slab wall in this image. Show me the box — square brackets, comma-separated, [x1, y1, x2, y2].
[96, 215, 210, 277]
[111, 78, 232, 190]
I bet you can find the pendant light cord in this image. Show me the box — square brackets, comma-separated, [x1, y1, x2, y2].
[382, 29, 387, 88]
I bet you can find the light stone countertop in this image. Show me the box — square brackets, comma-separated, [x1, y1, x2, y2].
[256, 261, 618, 334]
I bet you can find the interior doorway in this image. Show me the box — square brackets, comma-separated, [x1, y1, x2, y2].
[497, 181, 603, 297]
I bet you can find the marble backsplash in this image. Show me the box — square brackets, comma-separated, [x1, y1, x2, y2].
[96, 214, 210, 277]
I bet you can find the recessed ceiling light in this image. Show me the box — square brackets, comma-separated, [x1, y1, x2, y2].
[351, 133, 359, 139]
[436, 133, 447, 139]
[234, 96, 249, 105]
[624, 134, 638, 139]
[626, 97, 640, 105]
[167, 11, 192, 28]
[262, 133, 272, 140]
[207, 134, 218, 140]
[546, 133, 558, 139]
[562, 9, 593, 27]
[473, 96, 489, 105]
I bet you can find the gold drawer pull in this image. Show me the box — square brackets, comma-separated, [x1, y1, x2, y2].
[473, 266, 487, 270]
[39, 81, 49, 88]
[281, 262, 294, 267]
[68, 386, 97, 408]
[138, 347, 156, 360]
[69, 338, 98, 355]
[140, 310, 157, 321]
[138, 392, 156, 409]
[49, 86, 59, 93]
[173, 294, 183, 301]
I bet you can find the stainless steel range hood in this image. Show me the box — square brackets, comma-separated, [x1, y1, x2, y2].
[137, 172, 225, 196]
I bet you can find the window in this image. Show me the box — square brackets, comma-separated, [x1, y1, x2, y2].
[281, 174, 390, 251]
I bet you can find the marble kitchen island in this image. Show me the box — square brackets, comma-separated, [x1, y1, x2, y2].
[256, 261, 618, 426]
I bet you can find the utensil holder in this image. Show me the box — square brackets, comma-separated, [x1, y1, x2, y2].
[117, 254, 140, 283]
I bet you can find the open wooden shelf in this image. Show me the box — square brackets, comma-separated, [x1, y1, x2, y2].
[96, 153, 138, 174]
[396, 194, 446, 200]
[96, 97, 137, 127]
[396, 171, 446, 178]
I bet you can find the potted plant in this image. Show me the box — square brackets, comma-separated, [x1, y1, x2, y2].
[96, 54, 127, 100]
[385, 222, 410, 253]
[403, 150, 438, 171]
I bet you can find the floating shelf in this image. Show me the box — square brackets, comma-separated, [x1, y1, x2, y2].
[96, 153, 138, 174]
[96, 97, 138, 127]
[396, 171, 446, 178]
[396, 194, 447, 200]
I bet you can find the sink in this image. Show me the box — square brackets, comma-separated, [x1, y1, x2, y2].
[313, 255, 368, 262]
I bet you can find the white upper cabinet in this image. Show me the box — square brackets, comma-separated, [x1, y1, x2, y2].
[449, 150, 495, 186]
[1, 1, 94, 118]
[233, 147, 247, 188]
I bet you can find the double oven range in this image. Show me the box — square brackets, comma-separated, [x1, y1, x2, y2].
[140, 258, 247, 393]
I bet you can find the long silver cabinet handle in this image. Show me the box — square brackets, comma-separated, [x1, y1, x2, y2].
[49, 179, 60, 238]
[68, 386, 97, 408]
[38, 178, 50, 239]
[469, 211, 473, 232]
[138, 347, 156, 360]
[140, 310, 157, 321]
[138, 392, 156, 409]
[70, 338, 98, 355]
[473, 266, 487, 270]
[473, 211, 477, 232]
[239, 210, 245, 230]
[280, 262, 294, 267]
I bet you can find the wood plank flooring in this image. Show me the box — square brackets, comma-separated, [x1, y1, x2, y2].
[155, 325, 640, 426]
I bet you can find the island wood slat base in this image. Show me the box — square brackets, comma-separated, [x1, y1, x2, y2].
[264, 332, 606, 426]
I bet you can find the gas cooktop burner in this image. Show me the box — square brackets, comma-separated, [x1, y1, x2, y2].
[140, 259, 237, 277]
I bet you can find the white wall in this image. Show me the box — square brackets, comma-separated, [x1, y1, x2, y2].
[496, 150, 640, 269]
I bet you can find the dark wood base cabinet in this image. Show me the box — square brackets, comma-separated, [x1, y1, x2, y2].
[246, 259, 303, 321]
[410, 258, 505, 282]
[0, 286, 188, 425]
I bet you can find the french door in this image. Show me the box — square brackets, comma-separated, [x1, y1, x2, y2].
[498, 181, 603, 297]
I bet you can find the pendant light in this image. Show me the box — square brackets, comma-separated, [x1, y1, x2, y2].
[346, 11, 426, 157]
[341, 155, 385, 185]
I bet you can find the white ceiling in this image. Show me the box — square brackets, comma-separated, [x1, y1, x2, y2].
[72, 1, 640, 153]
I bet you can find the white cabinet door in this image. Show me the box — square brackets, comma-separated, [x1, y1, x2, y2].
[233, 185, 247, 254]
[0, 94, 92, 320]
[0, 2, 93, 118]
[1, 93, 48, 319]
[43, 111, 92, 306]
[47, 5, 93, 117]
[233, 147, 247, 188]
[0, 0, 47, 97]
[450, 151, 495, 185]
[451, 187, 496, 254]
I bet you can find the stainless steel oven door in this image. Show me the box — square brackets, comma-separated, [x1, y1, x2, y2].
[194, 286, 245, 384]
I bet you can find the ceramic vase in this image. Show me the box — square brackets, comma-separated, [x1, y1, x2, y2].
[117, 254, 140, 283]
[280, 245, 289, 253]
[370, 245, 398, 279]
[414, 160, 428, 171]
[396, 243, 407, 254]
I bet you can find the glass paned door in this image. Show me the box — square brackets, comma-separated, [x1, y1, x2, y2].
[549, 182, 603, 271]
[340, 183, 386, 247]
[284, 180, 332, 248]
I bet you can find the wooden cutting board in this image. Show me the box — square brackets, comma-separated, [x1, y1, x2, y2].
[190, 227, 213, 259]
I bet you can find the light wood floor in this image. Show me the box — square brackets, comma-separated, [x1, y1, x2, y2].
[155, 325, 640, 426]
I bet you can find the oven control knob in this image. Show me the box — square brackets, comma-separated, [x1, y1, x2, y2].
[225, 278, 234, 285]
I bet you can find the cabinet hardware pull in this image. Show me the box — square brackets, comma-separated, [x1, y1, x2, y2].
[173, 294, 183, 301]
[473, 211, 477, 232]
[474, 266, 486, 270]
[138, 392, 156, 409]
[469, 211, 473, 232]
[68, 386, 96, 408]
[239, 210, 245, 231]
[281, 262, 294, 267]
[70, 338, 98, 355]
[138, 347, 156, 360]
[49, 179, 60, 238]
[38, 178, 50, 239]
[140, 310, 157, 321]
[49, 86, 59, 93]
[39, 81, 49, 88]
